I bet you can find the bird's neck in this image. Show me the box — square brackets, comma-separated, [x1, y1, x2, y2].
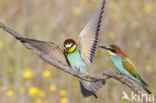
[65, 48, 81, 64]
[65, 48, 87, 72]
[109, 55, 124, 73]
[116, 50, 127, 58]
[64, 47, 79, 56]
[110, 55, 122, 64]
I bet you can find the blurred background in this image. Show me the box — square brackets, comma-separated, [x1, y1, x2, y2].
[0, 0, 156, 103]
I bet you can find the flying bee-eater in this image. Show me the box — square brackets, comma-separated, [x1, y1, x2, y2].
[1, 0, 106, 98]
[99, 45, 152, 94]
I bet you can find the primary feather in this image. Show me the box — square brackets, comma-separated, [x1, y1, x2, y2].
[78, 0, 105, 65]
[18, 37, 68, 65]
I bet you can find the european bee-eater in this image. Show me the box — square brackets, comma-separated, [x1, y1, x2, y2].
[99, 45, 151, 94]
[1, 0, 106, 98]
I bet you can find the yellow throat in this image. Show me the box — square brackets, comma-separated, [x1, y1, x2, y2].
[106, 50, 116, 56]
[65, 44, 76, 53]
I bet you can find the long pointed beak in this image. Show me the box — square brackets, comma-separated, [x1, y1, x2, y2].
[66, 47, 70, 51]
[98, 46, 110, 50]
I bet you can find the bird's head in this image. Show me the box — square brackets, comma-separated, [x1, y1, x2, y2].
[99, 45, 127, 57]
[64, 39, 77, 53]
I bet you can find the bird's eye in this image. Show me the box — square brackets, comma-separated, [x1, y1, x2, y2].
[110, 49, 115, 53]
[65, 44, 72, 48]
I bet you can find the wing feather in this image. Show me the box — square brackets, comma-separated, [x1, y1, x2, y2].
[78, 0, 105, 65]
[122, 58, 148, 86]
[122, 58, 137, 77]
[18, 38, 68, 65]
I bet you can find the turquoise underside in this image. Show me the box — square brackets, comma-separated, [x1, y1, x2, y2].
[65, 48, 90, 85]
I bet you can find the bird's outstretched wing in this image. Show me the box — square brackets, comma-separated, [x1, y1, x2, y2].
[78, 0, 105, 65]
[0, 22, 68, 66]
[18, 38, 68, 65]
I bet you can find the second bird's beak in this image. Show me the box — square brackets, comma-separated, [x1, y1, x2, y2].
[98, 46, 110, 50]
[98, 46, 115, 56]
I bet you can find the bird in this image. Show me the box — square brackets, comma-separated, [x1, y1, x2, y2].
[1, 0, 106, 98]
[99, 45, 152, 94]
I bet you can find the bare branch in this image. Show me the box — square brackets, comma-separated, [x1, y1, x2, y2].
[0, 22, 153, 103]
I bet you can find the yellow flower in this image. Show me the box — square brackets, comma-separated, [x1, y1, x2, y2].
[49, 85, 56, 92]
[72, 80, 79, 86]
[60, 97, 67, 103]
[28, 87, 38, 96]
[108, 31, 116, 39]
[39, 90, 45, 97]
[145, 64, 152, 71]
[19, 87, 25, 94]
[23, 68, 32, 79]
[0, 41, 4, 48]
[8, 67, 14, 73]
[144, 5, 153, 13]
[35, 98, 42, 103]
[108, 1, 117, 9]
[43, 70, 51, 78]
[59, 90, 66, 96]
[145, 60, 153, 71]
[6, 90, 14, 97]
[72, 7, 81, 15]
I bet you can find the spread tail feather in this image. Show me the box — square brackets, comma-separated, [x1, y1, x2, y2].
[143, 85, 152, 94]
[138, 75, 151, 94]
[79, 80, 105, 98]
[138, 75, 148, 86]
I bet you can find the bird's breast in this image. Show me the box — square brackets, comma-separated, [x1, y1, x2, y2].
[66, 50, 87, 73]
[110, 56, 124, 71]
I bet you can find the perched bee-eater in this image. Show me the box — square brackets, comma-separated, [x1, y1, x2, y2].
[99, 45, 151, 94]
[1, 0, 105, 98]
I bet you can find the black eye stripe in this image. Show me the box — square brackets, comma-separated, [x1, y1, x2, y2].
[71, 43, 75, 48]
[65, 43, 75, 50]
[106, 48, 115, 53]
[110, 49, 115, 53]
